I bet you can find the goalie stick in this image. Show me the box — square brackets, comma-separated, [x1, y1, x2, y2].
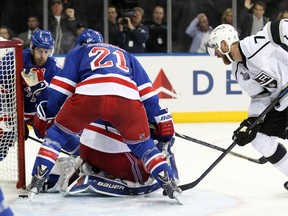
[175, 132, 267, 164]
[176, 85, 288, 192]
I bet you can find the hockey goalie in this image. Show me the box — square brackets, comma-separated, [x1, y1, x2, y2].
[38, 119, 179, 198]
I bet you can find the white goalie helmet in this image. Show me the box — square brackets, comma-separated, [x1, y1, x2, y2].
[208, 24, 239, 62]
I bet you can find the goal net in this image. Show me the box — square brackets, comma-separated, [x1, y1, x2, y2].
[0, 40, 25, 189]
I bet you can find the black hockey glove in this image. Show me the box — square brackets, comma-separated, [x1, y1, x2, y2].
[232, 117, 261, 146]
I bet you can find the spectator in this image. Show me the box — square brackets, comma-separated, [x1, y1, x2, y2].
[48, 0, 77, 54]
[17, 15, 40, 49]
[185, 13, 213, 53]
[221, 8, 233, 25]
[94, 5, 119, 45]
[238, 0, 269, 40]
[115, 7, 149, 53]
[0, 26, 11, 40]
[75, 22, 86, 37]
[145, 5, 167, 53]
[276, 10, 288, 20]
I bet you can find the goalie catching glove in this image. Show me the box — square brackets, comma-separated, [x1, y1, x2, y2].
[232, 117, 261, 146]
[22, 68, 48, 102]
[151, 108, 175, 142]
[32, 100, 54, 139]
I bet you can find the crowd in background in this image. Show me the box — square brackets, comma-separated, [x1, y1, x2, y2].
[0, 0, 288, 54]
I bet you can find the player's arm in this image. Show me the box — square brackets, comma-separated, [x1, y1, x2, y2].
[268, 19, 288, 46]
[32, 51, 78, 138]
[46, 50, 79, 117]
[130, 55, 174, 142]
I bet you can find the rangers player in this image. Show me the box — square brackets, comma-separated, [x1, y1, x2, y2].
[21, 30, 60, 139]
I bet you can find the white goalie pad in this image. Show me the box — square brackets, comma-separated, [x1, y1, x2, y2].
[43, 157, 77, 193]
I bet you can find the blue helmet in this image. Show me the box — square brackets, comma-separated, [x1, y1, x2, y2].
[75, 28, 104, 47]
[30, 30, 55, 50]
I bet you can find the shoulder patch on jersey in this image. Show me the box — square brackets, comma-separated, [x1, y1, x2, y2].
[254, 71, 277, 88]
[239, 71, 250, 81]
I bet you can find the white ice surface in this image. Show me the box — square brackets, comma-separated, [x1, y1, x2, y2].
[2, 122, 288, 216]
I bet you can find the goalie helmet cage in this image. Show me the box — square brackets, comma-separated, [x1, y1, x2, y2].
[0, 40, 25, 189]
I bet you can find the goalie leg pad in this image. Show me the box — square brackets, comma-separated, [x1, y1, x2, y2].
[63, 174, 161, 197]
[42, 157, 78, 193]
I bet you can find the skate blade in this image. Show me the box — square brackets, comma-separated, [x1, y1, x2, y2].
[174, 196, 183, 205]
[28, 187, 38, 203]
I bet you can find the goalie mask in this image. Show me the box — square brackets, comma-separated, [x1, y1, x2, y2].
[30, 30, 55, 56]
[208, 24, 239, 63]
[75, 28, 104, 47]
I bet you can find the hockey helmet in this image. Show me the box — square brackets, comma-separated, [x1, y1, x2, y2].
[75, 28, 104, 47]
[30, 30, 55, 55]
[208, 24, 239, 58]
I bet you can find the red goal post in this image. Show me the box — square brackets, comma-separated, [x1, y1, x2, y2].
[0, 40, 25, 189]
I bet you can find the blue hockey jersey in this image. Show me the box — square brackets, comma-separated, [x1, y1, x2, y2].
[23, 48, 61, 121]
[47, 43, 160, 123]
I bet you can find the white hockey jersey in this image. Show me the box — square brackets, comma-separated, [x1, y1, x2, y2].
[236, 18, 288, 112]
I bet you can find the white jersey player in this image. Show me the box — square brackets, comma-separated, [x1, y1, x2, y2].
[207, 19, 288, 187]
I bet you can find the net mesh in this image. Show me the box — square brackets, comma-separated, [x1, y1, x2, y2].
[0, 47, 19, 184]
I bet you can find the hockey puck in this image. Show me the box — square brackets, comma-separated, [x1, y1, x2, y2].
[284, 181, 288, 191]
[18, 194, 28, 198]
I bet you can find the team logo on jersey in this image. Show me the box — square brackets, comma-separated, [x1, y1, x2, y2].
[240, 71, 250, 81]
[139, 133, 145, 140]
[254, 71, 277, 88]
[153, 69, 177, 99]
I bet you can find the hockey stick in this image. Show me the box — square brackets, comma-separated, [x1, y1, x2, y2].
[175, 132, 267, 164]
[28, 135, 70, 156]
[178, 85, 288, 192]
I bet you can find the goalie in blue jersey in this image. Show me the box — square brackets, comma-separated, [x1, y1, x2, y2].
[41, 120, 178, 198]
[28, 29, 181, 201]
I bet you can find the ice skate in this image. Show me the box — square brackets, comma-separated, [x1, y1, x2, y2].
[158, 171, 182, 204]
[27, 165, 49, 196]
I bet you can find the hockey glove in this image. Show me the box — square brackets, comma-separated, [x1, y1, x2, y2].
[232, 117, 261, 146]
[32, 101, 54, 139]
[22, 68, 47, 102]
[152, 108, 175, 142]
